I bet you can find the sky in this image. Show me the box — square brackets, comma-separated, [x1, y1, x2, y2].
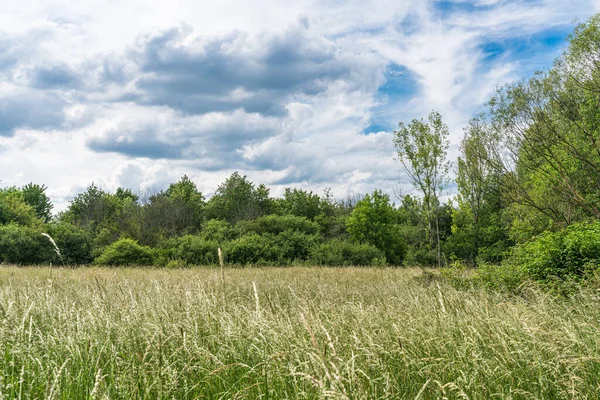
[0, 0, 598, 211]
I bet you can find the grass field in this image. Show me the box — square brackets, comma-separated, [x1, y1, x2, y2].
[0, 266, 599, 399]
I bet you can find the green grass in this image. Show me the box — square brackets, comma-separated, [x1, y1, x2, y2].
[0, 266, 599, 399]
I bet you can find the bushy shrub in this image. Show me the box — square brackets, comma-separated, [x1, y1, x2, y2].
[309, 240, 386, 266]
[93, 227, 121, 256]
[48, 222, 94, 265]
[169, 235, 220, 265]
[507, 222, 600, 281]
[200, 219, 236, 243]
[0, 224, 54, 264]
[222, 233, 282, 265]
[236, 215, 319, 236]
[269, 230, 321, 263]
[473, 263, 528, 292]
[94, 238, 154, 266]
[217, 227, 321, 266]
[477, 240, 511, 265]
[404, 246, 437, 267]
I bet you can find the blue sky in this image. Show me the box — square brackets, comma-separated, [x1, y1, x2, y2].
[0, 0, 597, 209]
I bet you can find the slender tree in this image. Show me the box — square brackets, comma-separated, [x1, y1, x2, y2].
[394, 110, 451, 267]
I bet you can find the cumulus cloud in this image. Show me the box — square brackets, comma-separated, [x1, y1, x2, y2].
[0, 90, 67, 136]
[117, 21, 384, 118]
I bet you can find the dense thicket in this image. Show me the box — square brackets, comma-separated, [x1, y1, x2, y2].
[3, 15, 600, 283]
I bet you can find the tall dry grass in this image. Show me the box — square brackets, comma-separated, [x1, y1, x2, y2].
[0, 266, 598, 399]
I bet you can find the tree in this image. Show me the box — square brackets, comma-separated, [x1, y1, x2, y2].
[346, 190, 405, 265]
[276, 188, 323, 220]
[393, 111, 451, 267]
[138, 177, 205, 245]
[165, 175, 203, 206]
[481, 15, 600, 233]
[63, 184, 141, 248]
[206, 172, 272, 223]
[64, 184, 117, 230]
[445, 119, 512, 264]
[22, 183, 53, 223]
[0, 187, 41, 227]
[115, 187, 139, 203]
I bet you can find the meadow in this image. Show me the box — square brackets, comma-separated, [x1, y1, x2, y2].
[0, 266, 599, 399]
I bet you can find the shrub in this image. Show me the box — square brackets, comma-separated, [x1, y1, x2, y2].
[94, 238, 154, 266]
[222, 233, 282, 265]
[236, 215, 319, 236]
[169, 235, 220, 265]
[269, 230, 321, 263]
[473, 263, 528, 293]
[93, 227, 120, 256]
[0, 224, 54, 264]
[404, 246, 437, 267]
[309, 240, 386, 266]
[48, 222, 94, 265]
[477, 240, 512, 265]
[507, 221, 600, 282]
[201, 219, 236, 243]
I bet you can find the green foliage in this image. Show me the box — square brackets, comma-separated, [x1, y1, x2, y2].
[0, 188, 41, 227]
[168, 235, 219, 266]
[317, 213, 349, 239]
[404, 246, 437, 267]
[309, 239, 386, 266]
[275, 188, 325, 220]
[47, 222, 94, 265]
[222, 228, 322, 266]
[65, 184, 116, 230]
[507, 222, 600, 282]
[482, 14, 600, 228]
[0, 225, 54, 264]
[139, 192, 199, 245]
[114, 187, 139, 202]
[206, 172, 272, 223]
[447, 119, 512, 265]
[201, 219, 236, 243]
[346, 190, 405, 264]
[237, 214, 319, 236]
[394, 110, 451, 267]
[21, 183, 53, 223]
[223, 233, 282, 265]
[94, 238, 154, 266]
[135, 177, 205, 245]
[270, 230, 321, 263]
[165, 175, 205, 220]
[473, 263, 528, 293]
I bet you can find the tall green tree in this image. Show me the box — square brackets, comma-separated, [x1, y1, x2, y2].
[394, 110, 451, 267]
[482, 14, 600, 237]
[206, 172, 272, 223]
[448, 119, 511, 264]
[22, 183, 53, 223]
[64, 184, 118, 231]
[276, 188, 323, 220]
[346, 190, 405, 265]
[138, 176, 205, 244]
[0, 187, 41, 227]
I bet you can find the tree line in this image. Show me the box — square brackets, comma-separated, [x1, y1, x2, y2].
[3, 14, 600, 283]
